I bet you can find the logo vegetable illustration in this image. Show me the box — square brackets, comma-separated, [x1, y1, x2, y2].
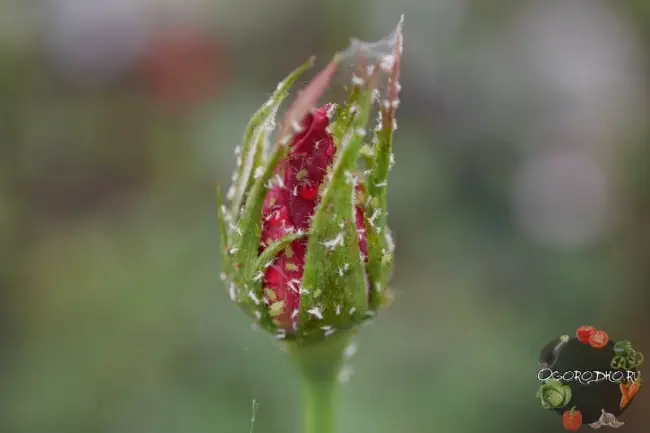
[563, 407, 582, 431]
[537, 379, 572, 409]
[611, 339, 644, 370]
[216, 17, 404, 433]
[619, 377, 642, 409]
[536, 326, 643, 429]
[588, 330, 609, 349]
[576, 326, 596, 344]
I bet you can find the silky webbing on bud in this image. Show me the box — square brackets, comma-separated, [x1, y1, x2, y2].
[363, 15, 403, 310]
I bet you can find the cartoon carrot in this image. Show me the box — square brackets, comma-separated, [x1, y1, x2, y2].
[627, 380, 641, 400]
[620, 382, 630, 399]
[620, 378, 642, 409]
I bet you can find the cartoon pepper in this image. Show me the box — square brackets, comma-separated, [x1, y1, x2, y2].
[613, 340, 633, 356]
[562, 407, 582, 431]
[611, 340, 644, 369]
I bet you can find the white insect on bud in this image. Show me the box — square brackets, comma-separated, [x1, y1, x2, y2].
[351, 74, 365, 86]
[229, 284, 237, 301]
[344, 342, 357, 359]
[344, 170, 355, 185]
[384, 230, 395, 253]
[291, 120, 303, 134]
[288, 279, 301, 293]
[248, 290, 261, 305]
[380, 54, 395, 72]
[368, 208, 381, 227]
[274, 174, 285, 189]
[279, 134, 293, 146]
[326, 104, 337, 120]
[372, 88, 381, 103]
[307, 306, 323, 320]
[254, 166, 264, 179]
[226, 186, 236, 200]
[322, 232, 344, 250]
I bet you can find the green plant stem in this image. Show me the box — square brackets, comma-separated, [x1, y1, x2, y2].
[288, 333, 351, 433]
[303, 375, 337, 433]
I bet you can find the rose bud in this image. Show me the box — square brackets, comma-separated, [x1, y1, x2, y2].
[216, 21, 403, 346]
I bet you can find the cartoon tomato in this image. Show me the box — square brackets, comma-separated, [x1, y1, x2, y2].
[563, 407, 582, 431]
[589, 330, 609, 349]
[576, 326, 596, 344]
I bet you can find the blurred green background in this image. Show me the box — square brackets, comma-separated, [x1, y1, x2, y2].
[1, 0, 650, 432]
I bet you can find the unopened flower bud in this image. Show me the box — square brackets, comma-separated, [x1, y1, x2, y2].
[217, 18, 403, 346]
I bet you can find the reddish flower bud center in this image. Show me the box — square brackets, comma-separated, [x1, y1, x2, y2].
[259, 105, 369, 330]
[299, 185, 318, 201]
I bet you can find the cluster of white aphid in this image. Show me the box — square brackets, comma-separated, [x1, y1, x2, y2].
[338, 341, 358, 384]
[219, 16, 402, 352]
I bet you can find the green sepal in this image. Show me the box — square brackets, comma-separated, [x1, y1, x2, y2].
[216, 186, 236, 299]
[366, 125, 393, 227]
[229, 56, 315, 217]
[298, 86, 373, 341]
[230, 140, 290, 313]
[216, 186, 229, 266]
[364, 211, 387, 310]
[226, 59, 318, 319]
[360, 143, 375, 172]
[255, 231, 307, 274]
